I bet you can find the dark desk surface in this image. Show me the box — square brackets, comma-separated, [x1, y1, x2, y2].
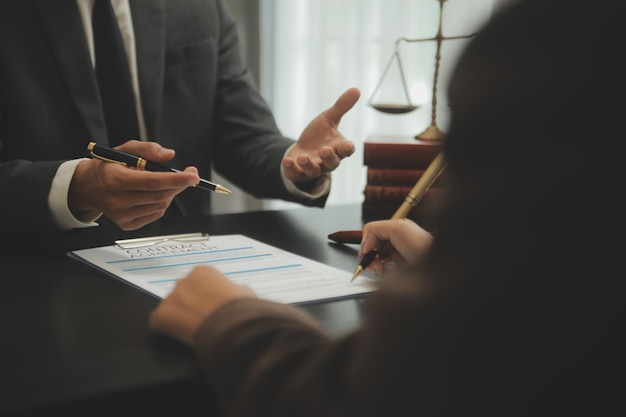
[0, 204, 367, 416]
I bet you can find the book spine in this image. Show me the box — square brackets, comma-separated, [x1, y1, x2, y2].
[366, 168, 449, 187]
[367, 168, 425, 186]
[363, 185, 441, 204]
[363, 143, 441, 169]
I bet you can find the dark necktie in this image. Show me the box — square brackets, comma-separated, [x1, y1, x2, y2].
[92, 0, 139, 146]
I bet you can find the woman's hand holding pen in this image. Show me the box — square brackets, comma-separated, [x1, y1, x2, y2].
[359, 219, 434, 276]
[69, 140, 200, 230]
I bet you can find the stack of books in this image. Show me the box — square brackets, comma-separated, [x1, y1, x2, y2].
[362, 135, 447, 230]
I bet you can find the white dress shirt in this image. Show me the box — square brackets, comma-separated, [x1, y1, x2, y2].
[49, 0, 141, 229]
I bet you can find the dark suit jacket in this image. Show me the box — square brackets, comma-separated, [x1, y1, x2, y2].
[188, 0, 626, 416]
[0, 0, 323, 234]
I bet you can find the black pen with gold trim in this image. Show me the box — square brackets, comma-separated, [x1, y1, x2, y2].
[87, 142, 232, 194]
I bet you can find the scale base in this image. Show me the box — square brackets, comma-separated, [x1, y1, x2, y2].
[415, 125, 444, 141]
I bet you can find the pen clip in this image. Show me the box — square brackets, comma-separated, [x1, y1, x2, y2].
[114, 232, 210, 249]
[89, 150, 127, 166]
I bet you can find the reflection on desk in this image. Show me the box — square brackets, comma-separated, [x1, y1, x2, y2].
[0, 204, 367, 416]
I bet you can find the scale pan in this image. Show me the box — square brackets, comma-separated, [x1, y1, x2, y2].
[370, 103, 418, 114]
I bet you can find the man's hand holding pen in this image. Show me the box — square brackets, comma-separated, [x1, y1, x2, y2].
[69, 140, 202, 230]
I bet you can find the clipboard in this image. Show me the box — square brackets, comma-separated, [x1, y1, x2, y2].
[68, 233, 377, 305]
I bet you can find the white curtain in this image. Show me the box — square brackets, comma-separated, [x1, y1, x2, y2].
[214, 0, 498, 213]
[258, 0, 496, 211]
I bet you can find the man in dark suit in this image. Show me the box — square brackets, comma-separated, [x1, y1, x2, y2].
[0, 0, 359, 234]
[149, 0, 625, 415]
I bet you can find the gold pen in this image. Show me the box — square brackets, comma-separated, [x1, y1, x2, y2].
[351, 152, 447, 281]
[87, 142, 232, 194]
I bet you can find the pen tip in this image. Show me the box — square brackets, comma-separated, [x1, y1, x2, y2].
[351, 266, 363, 282]
[216, 185, 232, 194]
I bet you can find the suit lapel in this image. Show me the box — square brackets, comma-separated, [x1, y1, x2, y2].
[130, 0, 165, 140]
[37, 0, 107, 145]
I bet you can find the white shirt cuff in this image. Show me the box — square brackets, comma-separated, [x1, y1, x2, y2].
[281, 144, 331, 199]
[49, 159, 101, 230]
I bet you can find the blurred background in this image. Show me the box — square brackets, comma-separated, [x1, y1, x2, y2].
[213, 0, 509, 214]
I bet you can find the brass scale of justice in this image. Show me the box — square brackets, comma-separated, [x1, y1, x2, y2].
[367, 0, 477, 141]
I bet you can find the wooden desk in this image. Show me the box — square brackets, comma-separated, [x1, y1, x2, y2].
[0, 204, 367, 416]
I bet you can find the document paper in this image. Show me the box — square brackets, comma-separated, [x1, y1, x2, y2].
[68, 234, 376, 305]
